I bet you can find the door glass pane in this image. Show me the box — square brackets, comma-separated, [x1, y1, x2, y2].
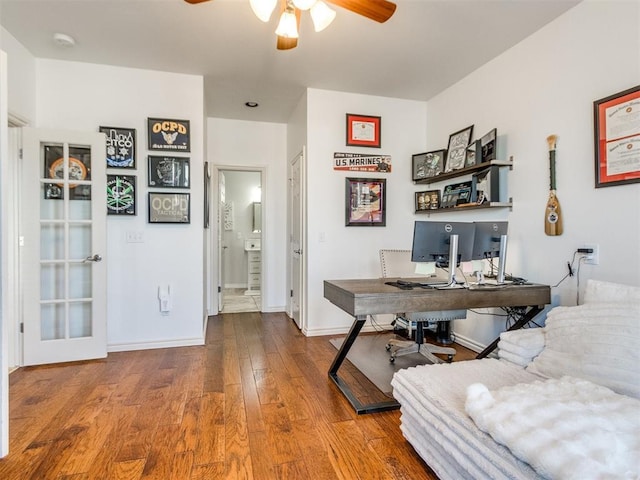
[69, 146, 91, 181]
[41, 182, 65, 219]
[69, 302, 92, 338]
[69, 184, 92, 220]
[41, 264, 65, 301]
[41, 224, 65, 260]
[69, 224, 91, 260]
[69, 263, 91, 299]
[41, 303, 65, 341]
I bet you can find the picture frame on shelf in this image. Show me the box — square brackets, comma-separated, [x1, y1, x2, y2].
[106, 174, 136, 215]
[415, 190, 440, 212]
[148, 156, 190, 188]
[593, 85, 640, 188]
[412, 149, 446, 181]
[480, 128, 497, 163]
[148, 192, 190, 224]
[346, 113, 381, 148]
[465, 140, 480, 168]
[440, 181, 473, 208]
[444, 125, 474, 172]
[100, 126, 136, 168]
[345, 177, 386, 226]
[472, 165, 500, 204]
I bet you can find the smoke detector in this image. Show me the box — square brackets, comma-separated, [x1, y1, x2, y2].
[53, 33, 76, 47]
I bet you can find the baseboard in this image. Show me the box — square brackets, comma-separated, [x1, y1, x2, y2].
[108, 336, 205, 353]
[304, 319, 394, 337]
[451, 332, 487, 354]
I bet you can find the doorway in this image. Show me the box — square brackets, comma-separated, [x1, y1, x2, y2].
[217, 168, 263, 313]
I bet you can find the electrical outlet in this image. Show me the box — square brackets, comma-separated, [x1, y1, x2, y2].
[582, 244, 599, 265]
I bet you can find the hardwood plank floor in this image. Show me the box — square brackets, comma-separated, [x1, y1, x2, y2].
[1, 312, 477, 479]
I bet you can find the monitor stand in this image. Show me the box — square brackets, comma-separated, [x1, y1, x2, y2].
[436, 234, 464, 289]
[496, 234, 508, 284]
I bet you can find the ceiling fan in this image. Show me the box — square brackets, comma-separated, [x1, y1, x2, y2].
[184, 0, 397, 50]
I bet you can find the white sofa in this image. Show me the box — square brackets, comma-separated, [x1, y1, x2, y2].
[391, 280, 640, 480]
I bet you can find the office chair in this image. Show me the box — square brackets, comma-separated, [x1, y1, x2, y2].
[379, 249, 466, 364]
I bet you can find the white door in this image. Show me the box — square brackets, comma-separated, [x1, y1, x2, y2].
[217, 170, 226, 312]
[289, 151, 304, 329]
[21, 128, 107, 366]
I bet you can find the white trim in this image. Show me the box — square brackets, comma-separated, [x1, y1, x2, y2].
[0, 50, 9, 458]
[108, 336, 205, 353]
[450, 332, 485, 354]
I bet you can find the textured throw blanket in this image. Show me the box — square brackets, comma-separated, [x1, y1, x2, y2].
[465, 376, 640, 480]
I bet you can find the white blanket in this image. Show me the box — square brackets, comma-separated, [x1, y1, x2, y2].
[465, 376, 640, 480]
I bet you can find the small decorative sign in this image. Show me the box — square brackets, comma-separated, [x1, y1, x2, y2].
[148, 192, 190, 223]
[441, 181, 473, 208]
[147, 118, 191, 152]
[106, 174, 136, 215]
[100, 126, 136, 168]
[333, 152, 391, 172]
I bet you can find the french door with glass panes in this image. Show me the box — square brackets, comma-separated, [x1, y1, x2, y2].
[21, 128, 107, 366]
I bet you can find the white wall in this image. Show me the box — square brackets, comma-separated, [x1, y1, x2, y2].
[207, 118, 287, 312]
[0, 27, 35, 122]
[304, 88, 428, 335]
[425, 0, 640, 348]
[35, 60, 206, 350]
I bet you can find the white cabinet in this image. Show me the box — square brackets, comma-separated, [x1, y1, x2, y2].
[244, 239, 261, 296]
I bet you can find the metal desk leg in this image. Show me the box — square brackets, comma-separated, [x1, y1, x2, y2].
[476, 305, 544, 359]
[328, 315, 400, 414]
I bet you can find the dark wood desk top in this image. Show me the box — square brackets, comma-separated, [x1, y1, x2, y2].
[324, 278, 551, 317]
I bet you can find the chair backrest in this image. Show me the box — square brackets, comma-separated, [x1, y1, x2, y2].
[380, 249, 421, 278]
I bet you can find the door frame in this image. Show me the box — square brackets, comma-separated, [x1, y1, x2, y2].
[211, 165, 265, 313]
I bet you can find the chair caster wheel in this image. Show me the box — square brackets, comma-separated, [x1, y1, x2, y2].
[385, 344, 391, 351]
[389, 357, 396, 363]
[447, 355, 454, 363]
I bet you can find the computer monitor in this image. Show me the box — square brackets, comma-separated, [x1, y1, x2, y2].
[411, 221, 475, 267]
[472, 221, 509, 260]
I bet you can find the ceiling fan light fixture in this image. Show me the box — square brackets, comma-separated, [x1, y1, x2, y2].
[292, 0, 317, 10]
[275, 8, 299, 38]
[249, 0, 277, 22]
[310, 1, 336, 32]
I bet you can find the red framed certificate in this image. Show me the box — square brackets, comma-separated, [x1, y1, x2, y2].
[346, 113, 381, 148]
[594, 85, 640, 188]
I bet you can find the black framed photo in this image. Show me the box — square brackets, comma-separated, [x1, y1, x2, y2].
[148, 156, 190, 188]
[147, 118, 191, 152]
[465, 141, 478, 168]
[445, 125, 474, 172]
[472, 166, 500, 204]
[440, 181, 473, 208]
[100, 126, 136, 168]
[412, 150, 446, 181]
[415, 190, 440, 211]
[106, 174, 136, 215]
[480, 128, 497, 163]
[345, 177, 386, 226]
[148, 192, 190, 224]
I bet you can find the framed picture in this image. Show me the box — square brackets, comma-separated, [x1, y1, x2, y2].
[444, 125, 474, 172]
[440, 181, 473, 208]
[412, 150, 446, 181]
[415, 190, 440, 212]
[480, 128, 497, 163]
[472, 166, 500, 204]
[593, 85, 640, 188]
[148, 192, 190, 223]
[465, 141, 478, 168]
[100, 126, 136, 168]
[346, 113, 381, 148]
[345, 177, 386, 226]
[43, 144, 92, 200]
[148, 156, 190, 188]
[106, 174, 136, 215]
[147, 118, 191, 152]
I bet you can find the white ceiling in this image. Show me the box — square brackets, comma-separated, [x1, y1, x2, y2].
[0, 0, 580, 123]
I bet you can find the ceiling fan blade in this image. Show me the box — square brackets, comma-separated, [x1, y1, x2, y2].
[326, 0, 396, 23]
[184, 0, 212, 4]
[276, 1, 301, 50]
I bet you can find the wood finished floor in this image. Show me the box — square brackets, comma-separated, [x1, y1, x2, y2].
[1, 312, 476, 479]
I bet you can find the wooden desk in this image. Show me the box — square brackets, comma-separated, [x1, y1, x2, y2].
[324, 279, 550, 414]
